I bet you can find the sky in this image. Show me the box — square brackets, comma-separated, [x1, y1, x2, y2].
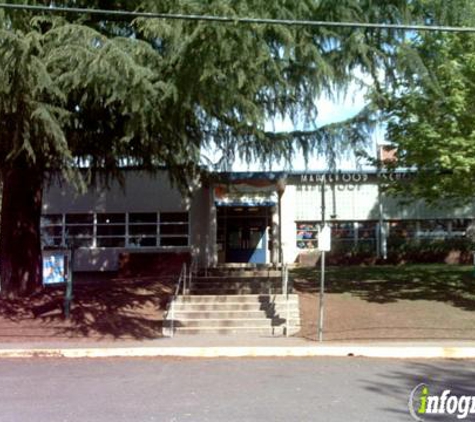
[201, 73, 386, 173]
[231, 79, 384, 172]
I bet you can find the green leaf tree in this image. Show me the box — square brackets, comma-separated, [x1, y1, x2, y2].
[0, 0, 413, 297]
[378, 0, 475, 204]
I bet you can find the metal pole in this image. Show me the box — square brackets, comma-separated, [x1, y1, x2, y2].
[318, 176, 326, 342]
[376, 145, 388, 260]
[183, 263, 187, 295]
[284, 265, 290, 337]
[170, 300, 175, 338]
[64, 250, 73, 319]
[278, 189, 284, 292]
[318, 251, 325, 342]
[188, 262, 192, 295]
[378, 177, 387, 259]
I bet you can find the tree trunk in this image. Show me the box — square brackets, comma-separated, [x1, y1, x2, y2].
[0, 163, 43, 297]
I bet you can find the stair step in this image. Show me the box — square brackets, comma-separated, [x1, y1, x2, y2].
[190, 272, 289, 296]
[170, 326, 300, 336]
[170, 318, 300, 328]
[190, 289, 283, 295]
[172, 310, 301, 319]
[194, 276, 282, 282]
[174, 294, 298, 304]
[197, 266, 282, 278]
[192, 279, 282, 288]
[173, 303, 299, 312]
[165, 292, 301, 337]
[199, 268, 281, 274]
[191, 279, 283, 283]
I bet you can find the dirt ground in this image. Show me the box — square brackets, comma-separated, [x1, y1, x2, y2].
[0, 275, 174, 343]
[293, 264, 475, 342]
[1, 265, 475, 344]
[296, 292, 475, 342]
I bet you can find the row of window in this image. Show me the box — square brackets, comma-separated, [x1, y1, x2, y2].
[41, 212, 189, 248]
[296, 219, 472, 249]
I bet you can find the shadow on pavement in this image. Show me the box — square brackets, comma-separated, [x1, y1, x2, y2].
[361, 360, 475, 420]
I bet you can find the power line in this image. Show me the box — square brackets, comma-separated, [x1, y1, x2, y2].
[2, 3, 475, 33]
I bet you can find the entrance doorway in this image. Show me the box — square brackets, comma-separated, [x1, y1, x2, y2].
[217, 206, 272, 264]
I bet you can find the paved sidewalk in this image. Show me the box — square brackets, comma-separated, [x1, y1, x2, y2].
[1, 335, 475, 359]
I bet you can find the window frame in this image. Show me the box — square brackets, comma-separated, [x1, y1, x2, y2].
[295, 221, 319, 250]
[159, 212, 190, 247]
[96, 213, 126, 248]
[41, 211, 190, 249]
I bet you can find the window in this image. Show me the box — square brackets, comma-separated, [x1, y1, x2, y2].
[42, 211, 190, 248]
[41, 214, 64, 247]
[357, 221, 377, 241]
[65, 214, 94, 247]
[355, 221, 377, 252]
[160, 212, 189, 246]
[129, 213, 158, 247]
[451, 219, 470, 237]
[388, 221, 416, 239]
[296, 221, 378, 250]
[332, 222, 356, 241]
[418, 219, 449, 239]
[96, 213, 126, 247]
[296, 222, 319, 249]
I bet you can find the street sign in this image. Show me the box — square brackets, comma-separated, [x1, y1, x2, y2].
[318, 226, 331, 252]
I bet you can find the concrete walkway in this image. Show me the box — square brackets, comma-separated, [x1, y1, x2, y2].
[1, 335, 475, 359]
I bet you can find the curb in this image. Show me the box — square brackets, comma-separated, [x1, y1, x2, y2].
[1, 346, 475, 359]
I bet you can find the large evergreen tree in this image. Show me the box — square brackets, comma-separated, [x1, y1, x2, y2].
[0, 0, 413, 297]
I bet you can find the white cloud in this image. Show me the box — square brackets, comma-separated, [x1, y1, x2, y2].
[265, 75, 369, 132]
[206, 70, 385, 172]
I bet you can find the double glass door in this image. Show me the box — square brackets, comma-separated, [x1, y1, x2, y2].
[226, 220, 267, 263]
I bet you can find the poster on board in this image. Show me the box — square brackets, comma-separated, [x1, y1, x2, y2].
[42, 251, 69, 285]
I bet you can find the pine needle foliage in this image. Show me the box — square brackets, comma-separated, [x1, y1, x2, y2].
[0, 0, 414, 191]
[0, 0, 431, 295]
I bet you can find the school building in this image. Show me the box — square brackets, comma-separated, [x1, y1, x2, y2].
[41, 169, 475, 272]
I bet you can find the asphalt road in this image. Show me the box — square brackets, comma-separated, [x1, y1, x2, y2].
[0, 357, 474, 422]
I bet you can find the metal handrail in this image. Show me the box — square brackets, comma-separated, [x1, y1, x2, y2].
[182, 262, 188, 296]
[188, 256, 198, 294]
[164, 262, 187, 338]
[283, 265, 290, 338]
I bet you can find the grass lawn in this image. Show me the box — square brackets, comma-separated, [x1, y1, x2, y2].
[291, 264, 475, 342]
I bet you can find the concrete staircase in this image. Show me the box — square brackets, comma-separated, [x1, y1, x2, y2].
[164, 266, 301, 336]
[191, 265, 284, 294]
